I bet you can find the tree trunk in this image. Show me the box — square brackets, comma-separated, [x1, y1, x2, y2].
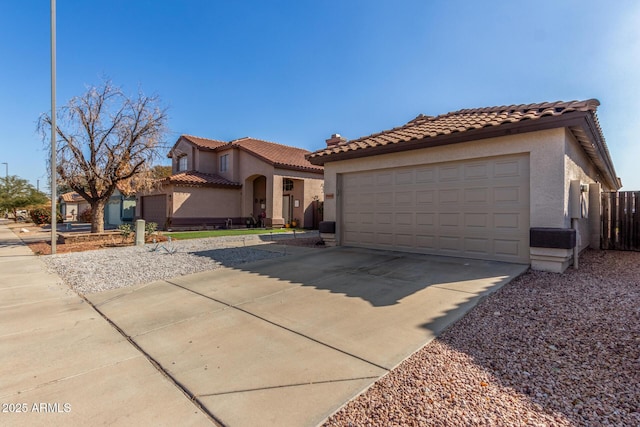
[90, 201, 105, 233]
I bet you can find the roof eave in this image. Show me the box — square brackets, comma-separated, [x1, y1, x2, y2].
[274, 163, 324, 175]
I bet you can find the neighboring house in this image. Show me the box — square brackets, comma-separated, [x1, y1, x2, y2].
[59, 192, 90, 221]
[307, 99, 621, 273]
[59, 188, 136, 226]
[137, 135, 324, 230]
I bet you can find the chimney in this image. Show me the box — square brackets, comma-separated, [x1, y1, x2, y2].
[325, 133, 347, 147]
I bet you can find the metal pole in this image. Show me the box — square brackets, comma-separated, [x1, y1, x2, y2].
[1, 162, 7, 178]
[50, 0, 57, 254]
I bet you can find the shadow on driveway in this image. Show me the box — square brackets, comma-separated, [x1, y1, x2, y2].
[191, 245, 526, 308]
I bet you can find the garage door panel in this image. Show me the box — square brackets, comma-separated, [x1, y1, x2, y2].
[416, 168, 436, 183]
[494, 159, 522, 177]
[465, 188, 489, 203]
[494, 239, 522, 257]
[395, 234, 414, 248]
[395, 213, 413, 226]
[395, 170, 414, 185]
[416, 190, 436, 204]
[439, 165, 461, 182]
[439, 189, 460, 203]
[340, 154, 530, 263]
[439, 213, 461, 227]
[464, 238, 490, 255]
[494, 213, 520, 229]
[494, 187, 522, 203]
[465, 163, 489, 180]
[439, 236, 462, 251]
[395, 191, 413, 206]
[465, 213, 488, 228]
[376, 192, 393, 205]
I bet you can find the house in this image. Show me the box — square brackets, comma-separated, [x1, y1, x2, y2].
[59, 188, 136, 226]
[137, 135, 324, 230]
[59, 192, 89, 221]
[306, 99, 621, 273]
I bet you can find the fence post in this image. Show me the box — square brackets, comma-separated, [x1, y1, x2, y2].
[601, 192, 609, 249]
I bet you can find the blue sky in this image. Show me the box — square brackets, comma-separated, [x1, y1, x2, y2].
[1, 0, 639, 190]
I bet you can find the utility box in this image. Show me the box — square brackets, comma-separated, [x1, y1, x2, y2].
[569, 180, 588, 219]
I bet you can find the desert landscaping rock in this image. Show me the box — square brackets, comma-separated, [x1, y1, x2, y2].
[324, 250, 640, 427]
[41, 235, 293, 294]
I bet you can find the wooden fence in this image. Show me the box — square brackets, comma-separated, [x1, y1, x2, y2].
[601, 191, 640, 251]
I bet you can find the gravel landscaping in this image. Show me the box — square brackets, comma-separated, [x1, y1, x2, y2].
[324, 249, 640, 426]
[41, 234, 320, 294]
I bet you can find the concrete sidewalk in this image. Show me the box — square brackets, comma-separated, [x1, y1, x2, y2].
[0, 223, 214, 426]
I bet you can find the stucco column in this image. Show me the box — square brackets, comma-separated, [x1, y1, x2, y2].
[269, 175, 284, 227]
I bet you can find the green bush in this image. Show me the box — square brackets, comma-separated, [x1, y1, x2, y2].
[29, 207, 63, 225]
[117, 223, 133, 242]
[145, 222, 158, 236]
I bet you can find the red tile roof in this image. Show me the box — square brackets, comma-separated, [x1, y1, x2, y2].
[60, 192, 86, 203]
[163, 171, 241, 188]
[307, 99, 602, 161]
[180, 135, 227, 150]
[307, 99, 619, 190]
[228, 137, 323, 173]
[173, 135, 323, 174]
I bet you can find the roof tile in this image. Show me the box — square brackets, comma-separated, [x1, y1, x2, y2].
[307, 99, 601, 161]
[163, 171, 241, 188]
[229, 137, 324, 173]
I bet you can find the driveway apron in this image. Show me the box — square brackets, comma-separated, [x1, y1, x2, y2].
[85, 245, 527, 427]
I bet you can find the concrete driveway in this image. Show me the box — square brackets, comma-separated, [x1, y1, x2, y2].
[85, 246, 527, 426]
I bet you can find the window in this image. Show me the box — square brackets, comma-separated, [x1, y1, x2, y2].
[283, 178, 294, 191]
[220, 154, 229, 172]
[178, 156, 188, 172]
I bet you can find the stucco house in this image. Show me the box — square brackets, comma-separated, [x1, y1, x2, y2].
[138, 135, 324, 230]
[307, 99, 620, 273]
[59, 188, 136, 226]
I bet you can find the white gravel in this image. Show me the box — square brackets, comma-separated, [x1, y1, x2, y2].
[41, 234, 299, 294]
[324, 249, 640, 426]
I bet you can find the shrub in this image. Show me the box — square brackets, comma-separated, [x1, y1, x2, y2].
[29, 207, 63, 225]
[145, 222, 158, 236]
[78, 208, 92, 223]
[117, 223, 133, 242]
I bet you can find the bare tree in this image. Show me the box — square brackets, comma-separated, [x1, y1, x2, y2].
[38, 80, 168, 233]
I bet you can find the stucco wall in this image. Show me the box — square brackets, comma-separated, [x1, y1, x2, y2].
[322, 128, 608, 242]
[172, 187, 242, 218]
[563, 129, 605, 252]
[198, 151, 217, 175]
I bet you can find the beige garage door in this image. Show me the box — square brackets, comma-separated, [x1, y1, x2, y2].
[340, 154, 530, 263]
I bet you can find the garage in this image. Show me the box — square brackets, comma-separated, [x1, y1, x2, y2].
[308, 100, 621, 272]
[340, 154, 530, 263]
[141, 194, 167, 228]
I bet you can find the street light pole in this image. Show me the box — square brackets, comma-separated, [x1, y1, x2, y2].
[1, 162, 7, 179]
[50, 0, 57, 254]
